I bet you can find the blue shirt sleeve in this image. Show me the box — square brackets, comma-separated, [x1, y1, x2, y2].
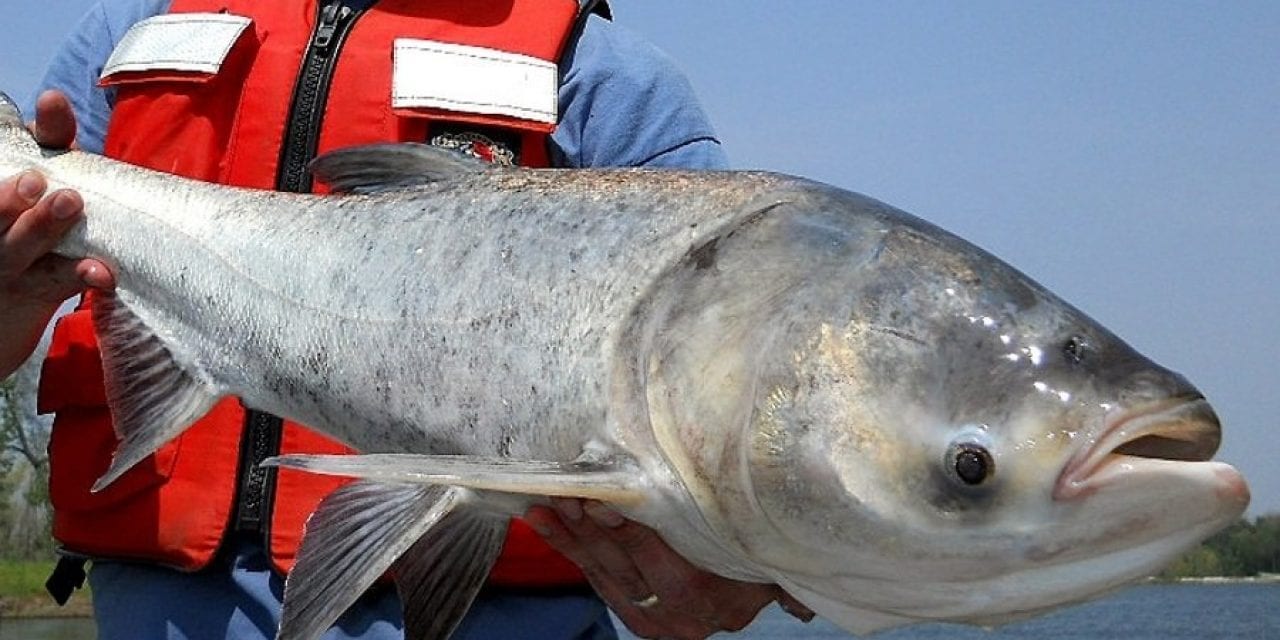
[552, 14, 729, 170]
[27, 0, 170, 155]
[33, 3, 727, 170]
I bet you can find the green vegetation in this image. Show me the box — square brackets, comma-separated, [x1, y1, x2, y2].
[2, 375, 78, 617]
[0, 560, 58, 598]
[0, 559, 93, 618]
[2, 375, 54, 561]
[1160, 515, 1280, 579]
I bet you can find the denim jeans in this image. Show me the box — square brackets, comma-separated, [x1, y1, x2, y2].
[88, 538, 617, 640]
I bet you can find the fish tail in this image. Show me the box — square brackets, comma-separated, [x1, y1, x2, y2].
[0, 91, 24, 127]
[0, 92, 39, 156]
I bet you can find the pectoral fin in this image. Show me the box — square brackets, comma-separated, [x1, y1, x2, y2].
[393, 506, 508, 640]
[263, 453, 648, 507]
[278, 481, 507, 640]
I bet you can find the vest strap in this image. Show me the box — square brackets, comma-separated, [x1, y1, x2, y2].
[45, 555, 88, 606]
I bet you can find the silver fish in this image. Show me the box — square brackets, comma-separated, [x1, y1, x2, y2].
[0, 92, 1248, 639]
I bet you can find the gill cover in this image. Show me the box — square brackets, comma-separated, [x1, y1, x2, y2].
[638, 186, 895, 566]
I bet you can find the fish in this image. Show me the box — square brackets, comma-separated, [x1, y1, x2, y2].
[0, 91, 1249, 639]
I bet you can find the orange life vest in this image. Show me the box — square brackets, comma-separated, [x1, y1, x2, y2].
[39, 0, 596, 587]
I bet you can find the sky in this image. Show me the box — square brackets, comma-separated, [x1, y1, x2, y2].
[1, 2, 1277, 514]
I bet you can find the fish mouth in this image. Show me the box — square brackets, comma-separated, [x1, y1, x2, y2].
[1053, 397, 1224, 501]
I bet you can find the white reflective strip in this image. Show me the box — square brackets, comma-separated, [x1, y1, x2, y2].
[392, 39, 558, 125]
[101, 13, 253, 78]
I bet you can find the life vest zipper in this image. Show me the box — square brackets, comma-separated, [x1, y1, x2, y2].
[233, 0, 370, 539]
[276, 0, 369, 193]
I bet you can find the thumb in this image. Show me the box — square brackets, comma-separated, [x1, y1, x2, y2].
[31, 90, 78, 149]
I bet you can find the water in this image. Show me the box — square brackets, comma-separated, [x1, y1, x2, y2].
[2, 584, 1275, 639]
[618, 583, 1279, 640]
[0, 616, 94, 640]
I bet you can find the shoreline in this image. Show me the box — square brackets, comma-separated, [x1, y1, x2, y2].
[0, 596, 93, 620]
[3, 579, 1277, 621]
[1162, 574, 1280, 585]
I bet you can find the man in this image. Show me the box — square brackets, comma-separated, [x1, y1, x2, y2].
[0, 1, 811, 639]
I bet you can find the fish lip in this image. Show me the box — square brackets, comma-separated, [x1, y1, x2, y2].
[1053, 396, 1221, 501]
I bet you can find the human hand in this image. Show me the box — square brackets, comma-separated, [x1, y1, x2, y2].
[0, 90, 113, 377]
[524, 499, 815, 640]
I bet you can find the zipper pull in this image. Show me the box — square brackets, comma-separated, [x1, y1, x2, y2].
[313, 2, 352, 50]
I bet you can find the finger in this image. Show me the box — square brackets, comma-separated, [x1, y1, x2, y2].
[0, 170, 110, 292]
[585, 506, 781, 632]
[524, 504, 640, 599]
[0, 171, 47, 232]
[580, 503, 736, 636]
[13, 254, 89, 303]
[523, 504, 669, 639]
[0, 189, 84, 280]
[777, 589, 816, 623]
[583, 505, 709, 605]
[33, 90, 77, 149]
[531, 502, 769, 639]
[551, 499, 654, 604]
[78, 258, 115, 290]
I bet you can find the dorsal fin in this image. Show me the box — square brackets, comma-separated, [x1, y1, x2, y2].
[309, 142, 495, 194]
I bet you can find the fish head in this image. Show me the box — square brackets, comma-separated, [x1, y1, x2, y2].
[646, 184, 1248, 633]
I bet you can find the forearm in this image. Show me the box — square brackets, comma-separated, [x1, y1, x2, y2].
[0, 300, 60, 379]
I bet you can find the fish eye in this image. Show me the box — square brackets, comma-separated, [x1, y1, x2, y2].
[1062, 335, 1089, 365]
[930, 431, 999, 510]
[951, 443, 994, 486]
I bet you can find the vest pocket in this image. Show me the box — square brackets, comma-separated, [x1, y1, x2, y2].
[390, 38, 560, 128]
[46, 407, 182, 511]
[41, 307, 181, 510]
[99, 13, 256, 84]
[98, 13, 260, 182]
